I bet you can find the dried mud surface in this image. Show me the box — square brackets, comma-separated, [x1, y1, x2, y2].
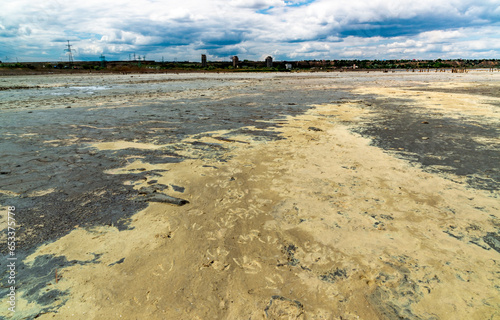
[0, 72, 499, 319]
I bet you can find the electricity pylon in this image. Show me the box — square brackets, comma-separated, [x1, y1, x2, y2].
[65, 40, 74, 66]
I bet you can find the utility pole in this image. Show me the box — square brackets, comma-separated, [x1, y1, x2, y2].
[65, 40, 74, 67]
[100, 54, 106, 68]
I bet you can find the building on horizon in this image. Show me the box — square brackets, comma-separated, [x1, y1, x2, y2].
[201, 54, 207, 68]
[232, 56, 239, 68]
[265, 56, 273, 68]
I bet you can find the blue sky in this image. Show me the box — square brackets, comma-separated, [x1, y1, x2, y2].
[0, 0, 499, 62]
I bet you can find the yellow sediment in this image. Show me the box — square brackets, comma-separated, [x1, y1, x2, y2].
[26, 188, 56, 197]
[92, 141, 168, 151]
[354, 85, 500, 118]
[4, 95, 496, 319]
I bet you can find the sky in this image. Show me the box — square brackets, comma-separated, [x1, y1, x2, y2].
[1, 0, 499, 62]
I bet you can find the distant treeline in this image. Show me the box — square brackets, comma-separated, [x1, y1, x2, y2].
[321, 59, 500, 69]
[1, 59, 499, 74]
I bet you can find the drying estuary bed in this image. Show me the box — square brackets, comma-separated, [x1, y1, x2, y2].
[0, 71, 499, 319]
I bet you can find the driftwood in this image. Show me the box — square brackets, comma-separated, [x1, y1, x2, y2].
[145, 193, 189, 206]
[212, 136, 250, 144]
[137, 186, 189, 206]
[308, 126, 323, 132]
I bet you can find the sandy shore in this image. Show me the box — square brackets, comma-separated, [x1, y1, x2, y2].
[0, 71, 499, 319]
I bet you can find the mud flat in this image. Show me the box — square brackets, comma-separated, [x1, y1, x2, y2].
[0, 71, 499, 319]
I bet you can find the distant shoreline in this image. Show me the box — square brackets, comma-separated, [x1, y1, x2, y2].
[1, 58, 499, 76]
[1, 67, 498, 77]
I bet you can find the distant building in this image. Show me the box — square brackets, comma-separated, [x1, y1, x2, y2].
[232, 56, 239, 68]
[201, 54, 207, 68]
[265, 56, 273, 68]
[285, 63, 292, 70]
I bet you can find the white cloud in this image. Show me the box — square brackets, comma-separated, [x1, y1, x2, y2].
[419, 30, 464, 43]
[387, 39, 424, 49]
[0, 0, 499, 62]
[229, 0, 284, 9]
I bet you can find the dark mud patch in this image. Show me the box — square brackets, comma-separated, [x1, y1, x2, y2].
[368, 255, 440, 320]
[4, 183, 147, 253]
[408, 85, 500, 99]
[264, 295, 304, 319]
[483, 232, 500, 253]
[319, 268, 348, 283]
[0, 85, 41, 91]
[352, 97, 499, 192]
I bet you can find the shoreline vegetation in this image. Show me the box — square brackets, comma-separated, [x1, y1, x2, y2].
[1, 58, 499, 75]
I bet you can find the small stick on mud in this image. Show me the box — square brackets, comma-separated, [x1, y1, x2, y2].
[212, 136, 250, 144]
[145, 193, 189, 206]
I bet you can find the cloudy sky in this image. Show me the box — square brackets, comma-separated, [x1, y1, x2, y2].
[1, 0, 499, 62]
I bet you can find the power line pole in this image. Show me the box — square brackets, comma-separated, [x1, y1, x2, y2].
[65, 40, 74, 67]
[100, 54, 106, 68]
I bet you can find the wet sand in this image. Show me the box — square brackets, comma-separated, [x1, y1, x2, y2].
[0, 71, 499, 319]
